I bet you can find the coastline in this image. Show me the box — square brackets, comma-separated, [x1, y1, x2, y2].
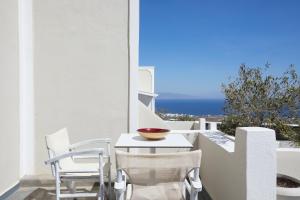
[157, 112, 225, 122]
[156, 98, 225, 117]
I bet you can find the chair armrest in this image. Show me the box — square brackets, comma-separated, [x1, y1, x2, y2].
[45, 148, 103, 165]
[69, 138, 111, 150]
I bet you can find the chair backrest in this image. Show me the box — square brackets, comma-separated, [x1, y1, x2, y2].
[116, 150, 202, 185]
[45, 128, 74, 173]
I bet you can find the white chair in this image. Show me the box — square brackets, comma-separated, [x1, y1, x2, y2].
[45, 128, 111, 200]
[114, 150, 202, 200]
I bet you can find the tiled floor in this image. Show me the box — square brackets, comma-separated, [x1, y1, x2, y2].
[6, 184, 101, 200]
[6, 184, 212, 200]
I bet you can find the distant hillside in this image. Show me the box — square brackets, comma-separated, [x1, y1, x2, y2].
[157, 92, 201, 100]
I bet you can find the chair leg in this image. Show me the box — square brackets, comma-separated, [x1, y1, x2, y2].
[182, 184, 186, 199]
[108, 158, 112, 200]
[55, 163, 61, 200]
[98, 155, 105, 200]
[55, 179, 60, 200]
[115, 169, 125, 200]
[116, 191, 125, 200]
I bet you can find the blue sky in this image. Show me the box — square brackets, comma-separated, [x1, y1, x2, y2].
[139, 0, 300, 99]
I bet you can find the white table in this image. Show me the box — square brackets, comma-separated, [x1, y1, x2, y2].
[115, 133, 193, 153]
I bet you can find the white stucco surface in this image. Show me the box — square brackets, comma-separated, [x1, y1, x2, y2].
[0, 0, 20, 194]
[19, 0, 35, 177]
[129, 0, 140, 132]
[277, 148, 300, 199]
[277, 148, 300, 181]
[237, 127, 277, 200]
[138, 67, 156, 111]
[165, 120, 196, 130]
[139, 67, 154, 94]
[198, 127, 276, 200]
[33, 0, 130, 174]
[138, 101, 169, 129]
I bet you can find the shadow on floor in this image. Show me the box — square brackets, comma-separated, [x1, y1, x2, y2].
[23, 183, 102, 200]
[16, 183, 211, 200]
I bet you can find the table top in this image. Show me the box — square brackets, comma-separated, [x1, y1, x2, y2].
[115, 133, 193, 148]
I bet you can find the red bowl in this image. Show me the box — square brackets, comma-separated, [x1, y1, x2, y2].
[137, 128, 170, 140]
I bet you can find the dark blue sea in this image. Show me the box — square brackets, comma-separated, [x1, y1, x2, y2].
[156, 99, 225, 116]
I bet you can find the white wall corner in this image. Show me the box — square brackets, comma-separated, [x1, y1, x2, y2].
[235, 127, 277, 200]
[19, 0, 35, 176]
[128, 0, 139, 132]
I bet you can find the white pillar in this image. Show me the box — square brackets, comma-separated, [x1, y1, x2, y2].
[19, 0, 35, 176]
[128, 0, 139, 132]
[235, 127, 277, 200]
[210, 122, 217, 130]
[199, 118, 206, 131]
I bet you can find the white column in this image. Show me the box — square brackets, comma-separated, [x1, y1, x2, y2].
[210, 122, 217, 130]
[235, 127, 277, 200]
[199, 118, 206, 131]
[128, 0, 139, 132]
[19, 0, 35, 176]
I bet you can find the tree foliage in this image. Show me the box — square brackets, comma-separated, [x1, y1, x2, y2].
[220, 64, 300, 143]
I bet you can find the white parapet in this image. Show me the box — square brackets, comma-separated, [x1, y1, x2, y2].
[277, 148, 300, 181]
[207, 122, 218, 130]
[198, 127, 276, 200]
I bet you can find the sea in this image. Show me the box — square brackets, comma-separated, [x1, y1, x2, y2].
[155, 99, 225, 116]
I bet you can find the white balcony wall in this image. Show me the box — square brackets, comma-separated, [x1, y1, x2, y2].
[277, 149, 300, 181]
[0, 0, 20, 195]
[197, 128, 277, 200]
[277, 149, 300, 199]
[165, 120, 196, 130]
[33, 0, 131, 174]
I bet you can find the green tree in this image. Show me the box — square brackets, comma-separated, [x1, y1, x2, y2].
[220, 64, 300, 143]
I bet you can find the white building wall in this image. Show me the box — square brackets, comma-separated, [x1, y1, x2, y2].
[33, 0, 131, 174]
[0, 0, 20, 195]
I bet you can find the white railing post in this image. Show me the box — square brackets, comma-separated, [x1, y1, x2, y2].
[210, 122, 217, 130]
[199, 118, 206, 131]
